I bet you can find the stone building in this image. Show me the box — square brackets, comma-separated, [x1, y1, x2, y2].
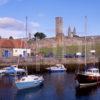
[27, 17, 100, 55]
[68, 26, 77, 38]
[31, 16, 81, 49]
[55, 17, 65, 46]
[29, 16, 100, 56]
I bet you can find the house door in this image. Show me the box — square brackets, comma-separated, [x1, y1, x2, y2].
[4, 50, 9, 57]
[23, 51, 27, 57]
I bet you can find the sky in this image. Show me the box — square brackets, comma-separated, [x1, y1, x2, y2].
[0, 0, 100, 38]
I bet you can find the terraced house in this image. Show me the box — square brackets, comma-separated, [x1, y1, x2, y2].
[0, 39, 31, 58]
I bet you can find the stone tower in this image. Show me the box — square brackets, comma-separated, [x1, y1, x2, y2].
[56, 17, 63, 35]
[73, 27, 76, 35]
[68, 26, 76, 38]
[68, 26, 71, 37]
[55, 17, 64, 46]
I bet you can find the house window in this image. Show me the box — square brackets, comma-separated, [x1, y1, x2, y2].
[15, 50, 17, 52]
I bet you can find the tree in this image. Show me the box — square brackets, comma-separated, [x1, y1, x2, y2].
[34, 32, 46, 40]
[9, 36, 14, 39]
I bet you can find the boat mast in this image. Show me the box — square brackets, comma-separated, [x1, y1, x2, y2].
[26, 16, 28, 40]
[84, 16, 87, 66]
[25, 16, 28, 75]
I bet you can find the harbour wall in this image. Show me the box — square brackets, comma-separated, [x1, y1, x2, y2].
[0, 57, 99, 72]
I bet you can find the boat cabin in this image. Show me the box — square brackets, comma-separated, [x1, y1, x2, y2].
[55, 64, 64, 68]
[86, 68, 100, 75]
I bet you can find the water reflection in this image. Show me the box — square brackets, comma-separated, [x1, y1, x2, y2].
[43, 72, 75, 100]
[0, 76, 16, 100]
[0, 73, 100, 100]
[45, 73, 66, 100]
[75, 85, 100, 100]
[16, 85, 43, 100]
[15, 72, 71, 100]
[76, 86, 98, 96]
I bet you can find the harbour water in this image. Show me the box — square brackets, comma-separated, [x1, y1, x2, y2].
[0, 72, 100, 100]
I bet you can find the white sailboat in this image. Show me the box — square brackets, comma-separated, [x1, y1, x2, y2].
[15, 75, 44, 90]
[15, 17, 44, 90]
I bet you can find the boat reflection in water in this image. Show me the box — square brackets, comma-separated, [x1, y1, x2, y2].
[0, 72, 100, 100]
[16, 85, 43, 100]
[75, 85, 100, 100]
[0, 76, 17, 100]
[0, 75, 44, 100]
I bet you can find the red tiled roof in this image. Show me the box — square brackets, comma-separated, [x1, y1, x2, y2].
[0, 39, 27, 48]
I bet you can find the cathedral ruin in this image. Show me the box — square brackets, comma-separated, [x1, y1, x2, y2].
[31, 16, 83, 50]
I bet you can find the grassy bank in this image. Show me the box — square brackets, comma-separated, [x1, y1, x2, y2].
[38, 43, 100, 57]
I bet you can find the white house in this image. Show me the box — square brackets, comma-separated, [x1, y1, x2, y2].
[0, 39, 31, 57]
[13, 48, 31, 57]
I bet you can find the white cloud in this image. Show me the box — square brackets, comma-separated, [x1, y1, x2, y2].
[0, 28, 25, 38]
[30, 22, 40, 28]
[0, 17, 40, 38]
[0, 17, 25, 31]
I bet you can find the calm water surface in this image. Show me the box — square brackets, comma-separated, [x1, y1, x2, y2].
[0, 72, 100, 100]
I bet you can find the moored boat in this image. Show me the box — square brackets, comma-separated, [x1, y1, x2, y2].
[0, 65, 26, 76]
[15, 75, 44, 90]
[75, 16, 100, 88]
[46, 64, 67, 72]
[0, 69, 6, 76]
[75, 67, 100, 88]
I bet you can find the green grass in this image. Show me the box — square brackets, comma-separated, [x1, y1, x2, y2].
[38, 43, 100, 57]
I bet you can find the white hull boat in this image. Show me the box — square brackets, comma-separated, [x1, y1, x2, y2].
[0, 70, 6, 76]
[15, 75, 44, 90]
[0, 65, 26, 76]
[46, 64, 66, 72]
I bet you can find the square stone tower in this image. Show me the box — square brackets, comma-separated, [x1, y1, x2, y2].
[55, 17, 64, 46]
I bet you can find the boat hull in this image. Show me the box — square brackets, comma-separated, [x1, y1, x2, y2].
[48, 69, 66, 72]
[16, 80, 43, 90]
[75, 73, 100, 87]
[15, 75, 44, 90]
[46, 64, 67, 73]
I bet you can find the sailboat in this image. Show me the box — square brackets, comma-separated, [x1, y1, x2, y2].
[15, 17, 44, 90]
[15, 66, 44, 90]
[0, 65, 26, 76]
[15, 74, 44, 90]
[75, 16, 100, 88]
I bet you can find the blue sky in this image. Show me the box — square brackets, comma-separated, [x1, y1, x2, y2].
[0, 0, 100, 38]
